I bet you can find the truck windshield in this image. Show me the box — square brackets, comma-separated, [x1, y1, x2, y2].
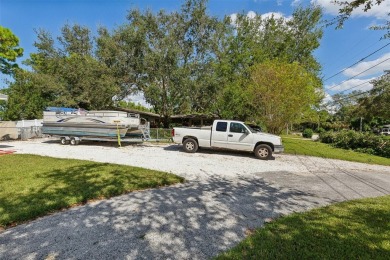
[243, 124, 254, 133]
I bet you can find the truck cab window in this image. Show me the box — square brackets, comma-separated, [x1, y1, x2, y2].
[230, 123, 246, 133]
[216, 122, 227, 132]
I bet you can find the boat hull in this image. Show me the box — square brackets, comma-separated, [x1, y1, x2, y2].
[42, 122, 128, 138]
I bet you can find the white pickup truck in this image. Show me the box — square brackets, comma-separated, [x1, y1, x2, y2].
[172, 120, 284, 160]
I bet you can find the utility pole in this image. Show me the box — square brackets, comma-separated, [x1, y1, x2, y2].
[360, 117, 363, 132]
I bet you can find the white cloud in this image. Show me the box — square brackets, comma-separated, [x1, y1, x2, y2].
[312, 0, 390, 20]
[247, 10, 257, 19]
[326, 78, 374, 92]
[320, 92, 339, 114]
[343, 52, 390, 77]
[291, 0, 302, 6]
[229, 13, 238, 24]
[125, 92, 152, 108]
[311, 0, 340, 15]
[322, 92, 333, 103]
[229, 10, 290, 25]
[261, 12, 288, 20]
[277, 0, 284, 6]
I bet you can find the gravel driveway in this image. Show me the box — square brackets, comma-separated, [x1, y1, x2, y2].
[1, 138, 390, 259]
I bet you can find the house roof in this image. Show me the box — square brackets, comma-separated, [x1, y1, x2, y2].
[114, 107, 219, 120]
[114, 107, 161, 118]
[170, 113, 219, 119]
[0, 94, 8, 101]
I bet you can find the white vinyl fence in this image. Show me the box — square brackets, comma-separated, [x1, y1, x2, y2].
[0, 120, 43, 140]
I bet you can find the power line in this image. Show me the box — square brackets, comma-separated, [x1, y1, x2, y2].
[346, 39, 382, 64]
[324, 42, 390, 82]
[329, 82, 389, 105]
[329, 89, 371, 104]
[338, 79, 372, 94]
[324, 39, 381, 79]
[326, 57, 390, 90]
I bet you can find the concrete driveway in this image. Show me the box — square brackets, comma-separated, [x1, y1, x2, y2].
[1, 139, 389, 259]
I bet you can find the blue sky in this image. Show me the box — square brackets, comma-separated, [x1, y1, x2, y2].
[1, 0, 389, 105]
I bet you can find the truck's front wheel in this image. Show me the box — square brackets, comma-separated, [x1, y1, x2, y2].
[255, 144, 272, 160]
[183, 138, 198, 153]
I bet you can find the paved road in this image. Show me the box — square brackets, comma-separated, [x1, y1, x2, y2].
[1, 140, 390, 259]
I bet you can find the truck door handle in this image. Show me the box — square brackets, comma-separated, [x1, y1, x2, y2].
[228, 134, 233, 137]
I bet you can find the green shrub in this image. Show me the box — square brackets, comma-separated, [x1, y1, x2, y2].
[302, 128, 313, 138]
[317, 127, 326, 134]
[320, 130, 336, 144]
[319, 130, 390, 158]
[355, 147, 376, 155]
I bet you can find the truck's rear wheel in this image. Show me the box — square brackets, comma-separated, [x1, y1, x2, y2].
[183, 138, 198, 153]
[255, 144, 272, 160]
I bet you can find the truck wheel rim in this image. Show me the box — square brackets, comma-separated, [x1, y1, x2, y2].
[186, 142, 194, 150]
[258, 148, 268, 157]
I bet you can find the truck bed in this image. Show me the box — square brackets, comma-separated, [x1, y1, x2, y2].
[172, 126, 212, 147]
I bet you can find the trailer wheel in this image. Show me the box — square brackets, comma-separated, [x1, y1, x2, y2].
[183, 138, 198, 153]
[254, 144, 272, 160]
[60, 137, 69, 145]
[70, 138, 79, 145]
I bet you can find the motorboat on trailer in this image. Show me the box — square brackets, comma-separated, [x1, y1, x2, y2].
[42, 107, 142, 139]
[42, 117, 129, 138]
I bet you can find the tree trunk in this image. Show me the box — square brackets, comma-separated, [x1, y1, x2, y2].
[163, 115, 170, 128]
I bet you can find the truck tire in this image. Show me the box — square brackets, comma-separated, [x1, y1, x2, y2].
[183, 138, 198, 153]
[255, 144, 272, 160]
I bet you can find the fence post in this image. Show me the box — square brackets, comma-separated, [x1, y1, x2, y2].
[20, 128, 26, 141]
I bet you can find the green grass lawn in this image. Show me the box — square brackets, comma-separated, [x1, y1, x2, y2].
[282, 137, 390, 166]
[0, 154, 184, 228]
[216, 195, 390, 259]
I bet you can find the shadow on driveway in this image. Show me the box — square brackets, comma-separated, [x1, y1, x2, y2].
[0, 172, 327, 259]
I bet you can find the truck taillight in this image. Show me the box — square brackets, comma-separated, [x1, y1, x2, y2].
[171, 129, 175, 137]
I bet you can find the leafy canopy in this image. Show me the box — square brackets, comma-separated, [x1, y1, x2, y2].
[250, 59, 322, 134]
[357, 71, 390, 120]
[214, 5, 323, 123]
[0, 26, 23, 75]
[98, 0, 223, 126]
[2, 0, 325, 127]
[332, 0, 389, 38]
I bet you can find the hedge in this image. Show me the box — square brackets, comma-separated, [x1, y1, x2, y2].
[320, 130, 390, 158]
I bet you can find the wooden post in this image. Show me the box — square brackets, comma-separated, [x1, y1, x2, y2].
[115, 121, 122, 147]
